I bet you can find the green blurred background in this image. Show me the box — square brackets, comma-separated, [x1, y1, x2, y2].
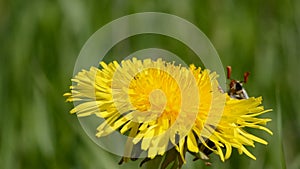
[1, 0, 299, 169]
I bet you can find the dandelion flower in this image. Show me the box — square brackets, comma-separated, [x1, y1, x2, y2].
[64, 58, 272, 168]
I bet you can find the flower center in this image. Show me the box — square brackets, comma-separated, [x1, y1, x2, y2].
[127, 68, 181, 123]
[148, 89, 167, 118]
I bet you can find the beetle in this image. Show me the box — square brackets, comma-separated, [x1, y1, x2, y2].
[226, 66, 250, 100]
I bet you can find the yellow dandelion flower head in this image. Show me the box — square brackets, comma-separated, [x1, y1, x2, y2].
[64, 58, 272, 165]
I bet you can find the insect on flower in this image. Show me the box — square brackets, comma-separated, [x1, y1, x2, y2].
[64, 58, 272, 169]
[226, 66, 250, 100]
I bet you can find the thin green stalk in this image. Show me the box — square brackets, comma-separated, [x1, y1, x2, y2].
[276, 87, 287, 169]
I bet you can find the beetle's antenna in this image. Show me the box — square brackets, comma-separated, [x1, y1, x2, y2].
[227, 66, 232, 79]
[243, 72, 250, 83]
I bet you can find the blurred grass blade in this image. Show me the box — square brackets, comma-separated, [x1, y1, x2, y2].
[276, 87, 286, 169]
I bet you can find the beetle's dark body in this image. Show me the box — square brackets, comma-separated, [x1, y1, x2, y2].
[228, 79, 249, 99]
